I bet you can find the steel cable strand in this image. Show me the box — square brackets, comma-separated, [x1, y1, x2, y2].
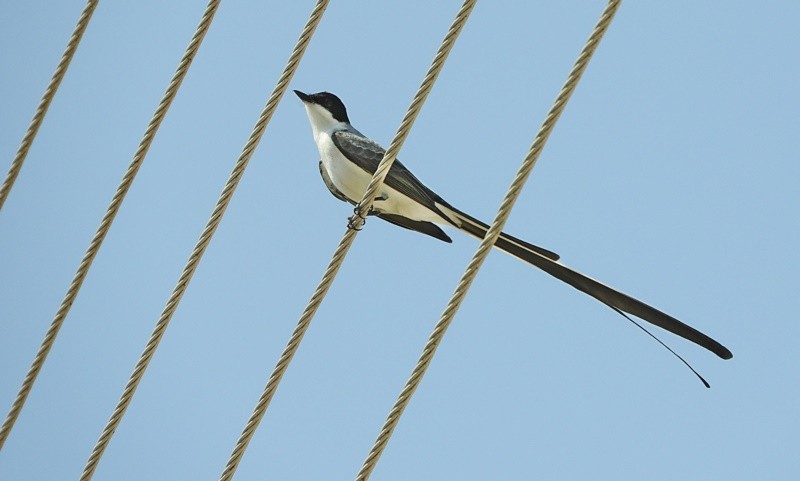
[0, 0, 99, 211]
[355, 2, 622, 479]
[77, 2, 330, 480]
[0, 0, 220, 451]
[218, 2, 477, 479]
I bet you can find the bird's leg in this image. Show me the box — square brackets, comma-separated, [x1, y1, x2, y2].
[348, 203, 368, 231]
[348, 195, 387, 231]
[347, 209, 365, 231]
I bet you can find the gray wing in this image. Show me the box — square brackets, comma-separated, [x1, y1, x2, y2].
[331, 130, 452, 219]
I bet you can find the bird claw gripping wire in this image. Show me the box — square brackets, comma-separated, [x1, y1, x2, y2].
[348, 195, 386, 231]
[347, 215, 364, 231]
[348, 204, 369, 231]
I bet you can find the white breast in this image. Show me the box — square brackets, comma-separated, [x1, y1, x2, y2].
[316, 131, 372, 202]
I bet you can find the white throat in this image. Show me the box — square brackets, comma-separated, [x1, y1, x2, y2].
[302, 102, 350, 143]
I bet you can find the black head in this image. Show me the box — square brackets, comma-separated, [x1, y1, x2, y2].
[293, 90, 350, 123]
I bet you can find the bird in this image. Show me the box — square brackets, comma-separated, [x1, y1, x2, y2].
[294, 89, 732, 361]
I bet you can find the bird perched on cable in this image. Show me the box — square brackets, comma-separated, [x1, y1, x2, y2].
[294, 90, 732, 361]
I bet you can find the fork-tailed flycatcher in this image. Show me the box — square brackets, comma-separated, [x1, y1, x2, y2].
[294, 90, 732, 361]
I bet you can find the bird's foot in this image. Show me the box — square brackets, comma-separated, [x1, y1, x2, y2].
[347, 215, 364, 231]
[348, 196, 386, 231]
[353, 203, 369, 219]
[348, 204, 368, 231]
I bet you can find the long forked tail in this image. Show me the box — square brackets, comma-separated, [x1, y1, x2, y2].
[446, 206, 733, 360]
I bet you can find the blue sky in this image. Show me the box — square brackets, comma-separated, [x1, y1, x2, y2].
[1, 1, 798, 480]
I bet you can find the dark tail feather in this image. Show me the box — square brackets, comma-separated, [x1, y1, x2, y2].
[451, 208, 560, 261]
[449, 208, 732, 360]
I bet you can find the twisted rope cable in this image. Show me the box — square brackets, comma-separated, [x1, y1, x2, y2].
[79, 2, 331, 480]
[0, 0, 220, 451]
[218, 2, 476, 479]
[355, 2, 622, 479]
[0, 0, 99, 211]
[351, 0, 477, 230]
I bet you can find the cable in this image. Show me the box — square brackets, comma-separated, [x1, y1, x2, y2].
[78, 2, 331, 480]
[0, 0, 98, 211]
[217, 1, 477, 479]
[0, 0, 220, 451]
[354, 2, 623, 479]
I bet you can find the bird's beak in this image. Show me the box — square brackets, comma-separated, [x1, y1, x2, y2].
[293, 90, 312, 103]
